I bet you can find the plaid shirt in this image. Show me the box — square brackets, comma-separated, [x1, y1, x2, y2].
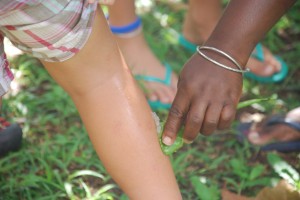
[0, 0, 98, 96]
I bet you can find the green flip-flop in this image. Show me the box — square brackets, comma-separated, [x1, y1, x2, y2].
[178, 34, 197, 52]
[178, 34, 289, 83]
[135, 64, 173, 110]
[244, 43, 289, 83]
[109, 17, 174, 110]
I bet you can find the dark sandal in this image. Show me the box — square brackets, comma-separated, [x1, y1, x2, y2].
[0, 117, 23, 156]
[236, 116, 300, 153]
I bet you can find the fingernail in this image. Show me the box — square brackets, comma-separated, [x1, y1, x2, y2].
[162, 136, 172, 146]
[183, 138, 193, 144]
[264, 65, 273, 75]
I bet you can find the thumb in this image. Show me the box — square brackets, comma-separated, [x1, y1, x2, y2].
[162, 93, 189, 146]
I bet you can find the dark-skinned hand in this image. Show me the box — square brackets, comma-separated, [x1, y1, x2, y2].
[162, 53, 243, 145]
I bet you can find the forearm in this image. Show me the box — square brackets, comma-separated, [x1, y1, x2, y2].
[206, 0, 296, 66]
[162, 0, 296, 143]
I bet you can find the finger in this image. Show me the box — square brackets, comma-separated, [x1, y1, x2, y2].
[200, 103, 223, 136]
[218, 103, 236, 130]
[162, 91, 190, 146]
[183, 101, 207, 143]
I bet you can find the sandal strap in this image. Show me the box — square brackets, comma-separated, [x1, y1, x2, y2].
[266, 115, 300, 132]
[135, 64, 172, 86]
[251, 43, 265, 61]
[178, 34, 197, 52]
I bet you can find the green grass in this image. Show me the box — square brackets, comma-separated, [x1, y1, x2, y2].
[1, 1, 300, 199]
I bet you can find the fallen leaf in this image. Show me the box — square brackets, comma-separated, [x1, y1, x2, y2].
[221, 180, 300, 200]
[255, 180, 300, 200]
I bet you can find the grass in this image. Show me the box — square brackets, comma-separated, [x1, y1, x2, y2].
[1, 1, 300, 199]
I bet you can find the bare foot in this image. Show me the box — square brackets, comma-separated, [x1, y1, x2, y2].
[246, 46, 282, 77]
[115, 32, 178, 104]
[247, 107, 300, 146]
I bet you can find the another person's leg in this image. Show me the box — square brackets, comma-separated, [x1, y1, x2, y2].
[182, 0, 221, 46]
[182, 0, 283, 79]
[108, 0, 178, 106]
[42, 9, 181, 200]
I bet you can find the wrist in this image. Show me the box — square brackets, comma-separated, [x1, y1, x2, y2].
[204, 35, 256, 70]
[197, 46, 249, 74]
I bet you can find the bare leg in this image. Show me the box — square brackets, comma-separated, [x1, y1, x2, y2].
[108, 0, 178, 104]
[183, 0, 281, 77]
[183, 0, 221, 45]
[42, 9, 181, 200]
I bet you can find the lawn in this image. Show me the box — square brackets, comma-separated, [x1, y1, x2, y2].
[1, 1, 299, 199]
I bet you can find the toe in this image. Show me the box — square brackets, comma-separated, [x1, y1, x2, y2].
[247, 45, 281, 77]
[154, 84, 174, 104]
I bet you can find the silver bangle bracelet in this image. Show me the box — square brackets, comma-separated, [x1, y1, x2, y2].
[196, 46, 250, 73]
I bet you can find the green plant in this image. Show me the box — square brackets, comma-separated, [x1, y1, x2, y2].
[267, 153, 300, 190]
[224, 158, 271, 194]
[190, 176, 220, 200]
[65, 170, 116, 200]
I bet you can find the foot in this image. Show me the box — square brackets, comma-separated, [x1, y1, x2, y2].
[246, 46, 282, 77]
[115, 31, 178, 105]
[182, 11, 282, 78]
[247, 107, 300, 146]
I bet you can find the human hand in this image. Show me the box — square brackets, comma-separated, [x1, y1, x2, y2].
[162, 53, 243, 145]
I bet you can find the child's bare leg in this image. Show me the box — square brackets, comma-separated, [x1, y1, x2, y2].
[183, 0, 221, 45]
[108, 0, 178, 104]
[41, 9, 181, 200]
